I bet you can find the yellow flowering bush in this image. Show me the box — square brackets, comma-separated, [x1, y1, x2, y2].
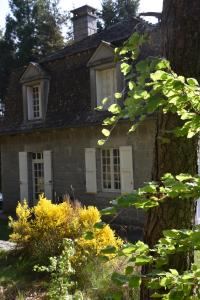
[9, 195, 122, 265]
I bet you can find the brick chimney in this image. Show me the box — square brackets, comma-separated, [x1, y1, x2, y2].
[71, 5, 97, 41]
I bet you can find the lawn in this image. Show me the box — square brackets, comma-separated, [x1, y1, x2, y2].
[0, 250, 47, 299]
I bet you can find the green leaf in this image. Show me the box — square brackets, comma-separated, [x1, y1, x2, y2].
[121, 62, 132, 76]
[101, 246, 117, 254]
[111, 272, 128, 286]
[128, 275, 141, 288]
[115, 92, 122, 99]
[169, 269, 179, 276]
[155, 59, 170, 70]
[102, 128, 110, 137]
[98, 139, 106, 146]
[94, 222, 106, 229]
[83, 231, 94, 240]
[128, 81, 135, 91]
[135, 255, 152, 266]
[108, 103, 121, 114]
[150, 70, 169, 81]
[175, 174, 193, 182]
[187, 78, 199, 86]
[125, 266, 134, 275]
[95, 105, 103, 111]
[102, 97, 109, 105]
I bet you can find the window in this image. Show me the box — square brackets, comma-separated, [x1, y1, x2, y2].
[27, 85, 42, 120]
[19, 151, 53, 204]
[85, 146, 133, 194]
[96, 67, 117, 107]
[101, 148, 121, 191]
[32, 152, 44, 201]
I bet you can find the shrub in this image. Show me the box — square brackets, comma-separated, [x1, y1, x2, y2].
[9, 195, 122, 266]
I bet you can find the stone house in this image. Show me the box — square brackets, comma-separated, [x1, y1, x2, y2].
[0, 6, 158, 239]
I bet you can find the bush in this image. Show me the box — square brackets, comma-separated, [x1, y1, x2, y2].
[9, 195, 122, 266]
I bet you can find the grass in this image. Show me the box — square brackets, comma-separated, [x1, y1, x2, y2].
[0, 250, 47, 299]
[0, 217, 11, 241]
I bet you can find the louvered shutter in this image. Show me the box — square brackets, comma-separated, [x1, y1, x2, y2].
[119, 146, 134, 193]
[85, 148, 97, 193]
[43, 151, 53, 200]
[19, 152, 29, 202]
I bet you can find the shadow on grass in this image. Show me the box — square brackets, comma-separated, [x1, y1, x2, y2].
[0, 250, 48, 298]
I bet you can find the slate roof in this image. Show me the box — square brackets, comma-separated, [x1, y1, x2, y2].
[0, 17, 160, 135]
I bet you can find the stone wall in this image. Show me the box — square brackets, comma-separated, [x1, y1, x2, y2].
[1, 119, 156, 240]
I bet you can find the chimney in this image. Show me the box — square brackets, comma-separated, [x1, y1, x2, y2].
[71, 5, 97, 41]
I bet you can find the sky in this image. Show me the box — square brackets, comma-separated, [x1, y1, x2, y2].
[0, 0, 163, 29]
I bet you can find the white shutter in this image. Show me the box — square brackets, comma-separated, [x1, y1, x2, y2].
[43, 150, 53, 199]
[120, 146, 134, 193]
[27, 86, 33, 120]
[85, 148, 97, 193]
[19, 152, 29, 202]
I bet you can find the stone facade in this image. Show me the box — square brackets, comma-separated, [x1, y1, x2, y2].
[0, 15, 160, 240]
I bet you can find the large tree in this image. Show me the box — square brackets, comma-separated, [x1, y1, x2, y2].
[100, 0, 140, 28]
[6, 0, 66, 65]
[139, 1, 200, 298]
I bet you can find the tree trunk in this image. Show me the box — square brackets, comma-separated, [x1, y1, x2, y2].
[140, 1, 200, 299]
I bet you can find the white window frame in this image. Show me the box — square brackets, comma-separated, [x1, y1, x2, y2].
[101, 148, 121, 192]
[96, 67, 117, 108]
[32, 152, 44, 201]
[27, 84, 42, 120]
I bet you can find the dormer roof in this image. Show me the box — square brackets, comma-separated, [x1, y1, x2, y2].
[20, 62, 50, 84]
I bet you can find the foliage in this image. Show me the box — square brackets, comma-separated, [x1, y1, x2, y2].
[34, 238, 82, 300]
[98, 32, 200, 144]
[100, 0, 140, 28]
[0, 249, 46, 300]
[78, 256, 140, 300]
[101, 173, 200, 214]
[6, 0, 66, 64]
[96, 32, 200, 298]
[9, 196, 122, 265]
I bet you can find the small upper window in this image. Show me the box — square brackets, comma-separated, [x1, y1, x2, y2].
[96, 67, 117, 108]
[27, 85, 42, 120]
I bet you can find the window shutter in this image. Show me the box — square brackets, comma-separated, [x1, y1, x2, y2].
[43, 150, 53, 200]
[119, 146, 134, 193]
[19, 152, 29, 202]
[85, 148, 97, 193]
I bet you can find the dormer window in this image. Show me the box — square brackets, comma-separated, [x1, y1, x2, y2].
[96, 67, 117, 107]
[87, 41, 123, 110]
[27, 85, 42, 120]
[20, 62, 50, 123]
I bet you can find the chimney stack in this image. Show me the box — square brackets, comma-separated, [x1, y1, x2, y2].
[71, 5, 97, 41]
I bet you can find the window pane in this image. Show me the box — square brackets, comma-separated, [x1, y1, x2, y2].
[101, 148, 120, 191]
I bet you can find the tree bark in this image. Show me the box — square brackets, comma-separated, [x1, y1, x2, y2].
[140, 1, 200, 299]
